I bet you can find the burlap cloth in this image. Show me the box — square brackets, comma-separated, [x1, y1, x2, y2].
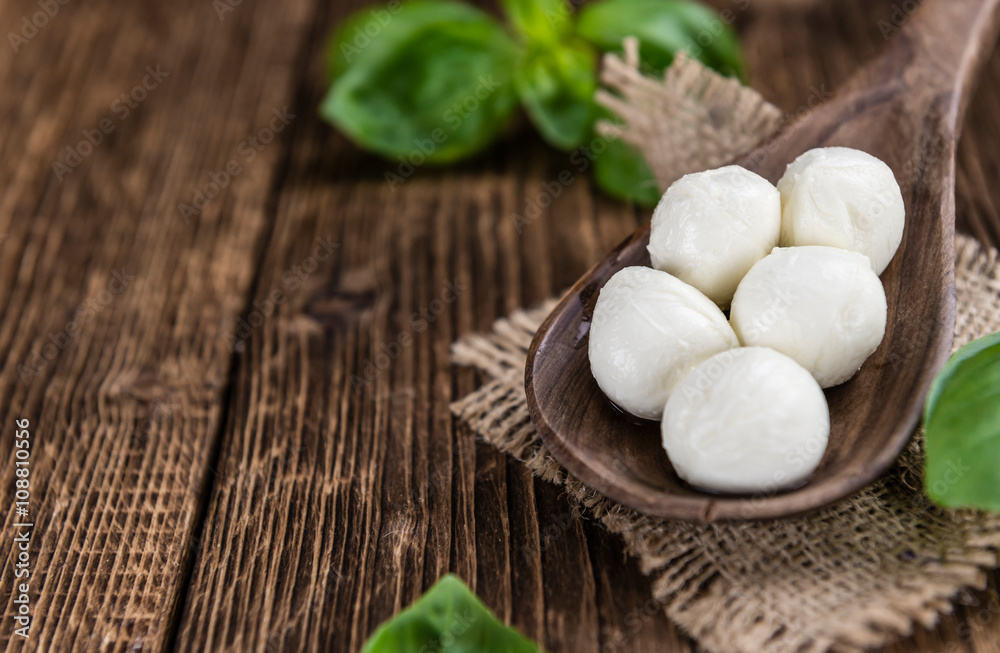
[450, 48, 1000, 652]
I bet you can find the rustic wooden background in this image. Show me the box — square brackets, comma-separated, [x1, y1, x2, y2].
[1, 0, 999, 651]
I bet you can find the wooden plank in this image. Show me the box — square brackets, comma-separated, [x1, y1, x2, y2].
[0, 0, 312, 649]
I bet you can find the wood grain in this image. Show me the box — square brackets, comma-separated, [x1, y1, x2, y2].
[0, 0, 312, 650]
[0, 0, 997, 651]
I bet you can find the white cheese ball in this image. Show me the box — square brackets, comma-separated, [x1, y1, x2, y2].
[777, 147, 905, 275]
[730, 246, 887, 388]
[648, 165, 781, 307]
[588, 266, 739, 420]
[662, 347, 830, 494]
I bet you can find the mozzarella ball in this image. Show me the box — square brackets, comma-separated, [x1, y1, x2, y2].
[777, 147, 905, 274]
[730, 246, 887, 387]
[661, 347, 830, 494]
[648, 165, 781, 307]
[588, 266, 739, 420]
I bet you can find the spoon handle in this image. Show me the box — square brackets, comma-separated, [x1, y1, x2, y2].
[864, 0, 1000, 127]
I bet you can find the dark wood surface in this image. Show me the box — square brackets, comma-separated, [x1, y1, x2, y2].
[0, 0, 999, 651]
[526, 0, 1000, 522]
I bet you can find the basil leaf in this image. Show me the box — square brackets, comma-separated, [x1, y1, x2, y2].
[582, 106, 660, 207]
[361, 575, 542, 653]
[321, 2, 520, 164]
[576, 0, 746, 79]
[502, 0, 571, 44]
[515, 39, 598, 150]
[924, 331, 1000, 512]
[325, 1, 493, 81]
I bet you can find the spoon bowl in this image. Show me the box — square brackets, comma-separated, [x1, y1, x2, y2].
[525, 0, 1000, 522]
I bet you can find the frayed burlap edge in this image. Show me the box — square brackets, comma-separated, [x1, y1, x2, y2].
[451, 236, 1000, 653]
[595, 43, 784, 190]
[450, 52, 1000, 653]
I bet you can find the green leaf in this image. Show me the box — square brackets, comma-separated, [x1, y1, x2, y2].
[515, 39, 598, 150]
[924, 331, 1000, 512]
[325, 1, 492, 81]
[321, 1, 520, 164]
[501, 0, 572, 44]
[592, 136, 661, 207]
[576, 0, 746, 79]
[580, 107, 660, 206]
[360, 575, 543, 653]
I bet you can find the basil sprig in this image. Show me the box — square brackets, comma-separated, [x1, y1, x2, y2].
[360, 574, 542, 652]
[321, 0, 745, 206]
[924, 330, 1000, 512]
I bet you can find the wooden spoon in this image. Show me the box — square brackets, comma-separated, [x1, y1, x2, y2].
[525, 0, 1000, 522]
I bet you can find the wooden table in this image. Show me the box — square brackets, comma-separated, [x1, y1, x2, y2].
[1, 0, 999, 651]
